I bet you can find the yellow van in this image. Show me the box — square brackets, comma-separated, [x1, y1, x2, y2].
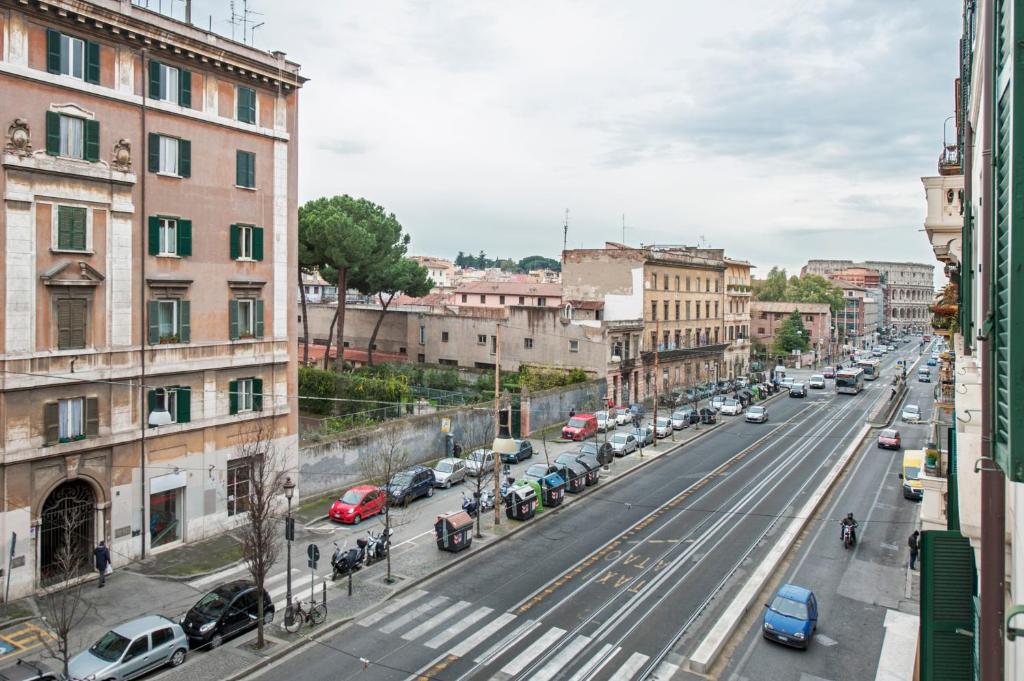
[899, 449, 924, 500]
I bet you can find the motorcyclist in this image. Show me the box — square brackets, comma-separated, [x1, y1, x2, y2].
[840, 512, 859, 544]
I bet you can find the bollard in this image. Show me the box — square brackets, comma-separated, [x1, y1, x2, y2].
[322, 579, 327, 606]
[348, 570, 353, 597]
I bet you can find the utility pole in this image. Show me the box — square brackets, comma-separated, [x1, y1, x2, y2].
[493, 323, 502, 526]
[652, 318, 659, 449]
[563, 209, 569, 253]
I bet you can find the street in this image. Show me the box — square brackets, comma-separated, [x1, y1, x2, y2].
[238, 350, 912, 681]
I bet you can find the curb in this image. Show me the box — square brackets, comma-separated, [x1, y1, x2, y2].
[688, 420, 874, 673]
[219, 403, 759, 680]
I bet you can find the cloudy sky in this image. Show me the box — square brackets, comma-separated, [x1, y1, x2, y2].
[185, 0, 959, 279]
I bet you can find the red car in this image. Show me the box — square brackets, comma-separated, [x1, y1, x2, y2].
[329, 485, 385, 524]
[562, 414, 598, 441]
[877, 428, 902, 450]
[822, 366, 836, 379]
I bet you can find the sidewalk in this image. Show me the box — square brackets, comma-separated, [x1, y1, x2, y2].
[0, 391, 775, 679]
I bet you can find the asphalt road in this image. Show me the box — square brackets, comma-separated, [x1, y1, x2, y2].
[242, 348, 917, 681]
[719, 347, 932, 681]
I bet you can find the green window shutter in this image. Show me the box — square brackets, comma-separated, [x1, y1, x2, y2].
[148, 132, 160, 173]
[147, 300, 160, 345]
[947, 426, 960, 532]
[70, 207, 86, 250]
[44, 402, 60, 445]
[238, 86, 256, 123]
[146, 390, 157, 428]
[45, 111, 61, 155]
[149, 59, 161, 99]
[920, 531, 975, 681]
[229, 380, 239, 415]
[177, 219, 192, 257]
[236, 151, 246, 186]
[148, 216, 160, 256]
[86, 41, 100, 84]
[991, 0, 1024, 482]
[84, 119, 99, 162]
[56, 300, 72, 349]
[178, 139, 191, 178]
[69, 300, 86, 349]
[179, 300, 191, 343]
[230, 224, 240, 260]
[47, 29, 62, 74]
[179, 69, 192, 108]
[960, 202, 973, 350]
[255, 300, 264, 338]
[85, 397, 99, 437]
[252, 378, 264, 411]
[253, 227, 264, 261]
[57, 206, 72, 250]
[177, 387, 191, 423]
[247, 153, 255, 187]
[229, 300, 239, 340]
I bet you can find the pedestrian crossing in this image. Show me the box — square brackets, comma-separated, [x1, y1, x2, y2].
[347, 589, 655, 681]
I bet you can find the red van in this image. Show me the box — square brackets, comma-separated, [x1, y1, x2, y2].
[562, 414, 598, 441]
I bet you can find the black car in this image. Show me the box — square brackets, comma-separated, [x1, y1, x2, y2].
[500, 439, 534, 464]
[576, 441, 614, 466]
[698, 407, 717, 424]
[181, 580, 273, 650]
[0, 660, 60, 681]
[789, 383, 807, 398]
[385, 465, 435, 505]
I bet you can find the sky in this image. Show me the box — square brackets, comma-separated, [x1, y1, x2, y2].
[178, 0, 959, 282]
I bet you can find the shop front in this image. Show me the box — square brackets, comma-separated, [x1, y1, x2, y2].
[149, 471, 186, 550]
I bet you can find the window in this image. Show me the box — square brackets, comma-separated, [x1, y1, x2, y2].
[418, 354, 426, 363]
[44, 396, 98, 444]
[230, 224, 264, 261]
[805, 315, 813, 323]
[229, 299, 264, 340]
[499, 295, 506, 304]
[675, 301, 680, 320]
[442, 331, 450, 342]
[686, 276, 691, 291]
[706, 278, 711, 292]
[226, 458, 251, 516]
[705, 301, 711, 318]
[524, 337, 534, 349]
[148, 61, 191, 107]
[147, 298, 190, 344]
[518, 296, 525, 305]
[56, 205, 87, 251]
[675, 276, 680, 291]
[674, 331, 681, 348]
[46, 29, 99, 84]
[151, 628, 175, 649]
[147, 133, 191, 177]
[125, 637, 149, 660]
[650, 331, 656, 349]
[569, 340, 579, 353]
[714, 301, 719, 318]
[480, 295, 487, 303]
[663, 275, 669, 290]
[236, 150, 256, 188]
[237, 85, 257, 124]
[758, 326, 765, 335]
[477, 334, 487, 345]
[229, 377, 263, 414]
[419, 325, 425, 345]
[651, 273, 657, 289]
[651, 301, 658, 320]
[147, 385, 191, 426]
[538, 297, 547, 306]
[663, 331, 670, 348]
[663, 301, 669, 320]
[686, 301, 691, 320]
[148, 216, 192, 257]
[55, 298, 87, 350]
[696, 302, 701, 319]
[45, 112, 99, 161]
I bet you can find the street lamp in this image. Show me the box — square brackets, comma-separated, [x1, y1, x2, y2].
[491, 394, 516, 525]
[282, 476, 296, 623]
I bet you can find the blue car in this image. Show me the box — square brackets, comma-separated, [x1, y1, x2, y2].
[927, 357, 937, 366]
[763, 584, 818, 649]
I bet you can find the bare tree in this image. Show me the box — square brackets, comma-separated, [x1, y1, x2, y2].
[235, 421, 287, 649]
[461, 418, 496, 538]
[359, 429, 413, 583]
[36, 510, 91, 679]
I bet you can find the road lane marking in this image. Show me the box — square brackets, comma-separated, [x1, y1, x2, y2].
[379, 596, 449, 634]
[401, 600, 472, 641]
[651, 660, 680, 680]
[499, 627, 566, 675]
[473, 619, 538, 664]
[360, 589, 428, 627]
[530, 634, 593, 681]
[449, 612, 516, 657]
[609, 651, 650, 681]
[566, 644, 619, 681]
[423, 606, 493, 649]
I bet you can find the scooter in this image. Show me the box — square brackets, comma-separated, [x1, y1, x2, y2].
[365, 527, 392, 565]
[331, 539, 367, 580]
[462, 492, 479, 518]
[841, 523, 856, 550]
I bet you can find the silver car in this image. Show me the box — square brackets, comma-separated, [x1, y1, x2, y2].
[670, 411, 689, 430]
[654, 417, 672, 438]
[901, 405, 921, 424]
[609, 432, 638, 456]
[432, 457, 467, 488]
[465, 448, 495, 477]
[595, 410, 615, 433]
[69, 615, 187, 681]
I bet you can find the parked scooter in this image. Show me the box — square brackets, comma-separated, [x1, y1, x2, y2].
[462, 492, 480, 517]
[331, 538, 367, 580]
[365, 527, 392, 565]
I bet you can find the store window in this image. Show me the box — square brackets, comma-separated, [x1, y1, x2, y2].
[227, 458, 251, 517]
[150, 485, 182, 547]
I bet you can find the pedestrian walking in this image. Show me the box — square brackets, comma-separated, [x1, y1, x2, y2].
[890, 386, 897, 401]
[908, 530, 920, 570]
[94, 540, 111, 588]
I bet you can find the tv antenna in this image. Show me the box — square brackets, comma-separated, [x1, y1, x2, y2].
[563, 209, 569, 252]
[228, 0, 263, 45]
[621, 213, 634, 244]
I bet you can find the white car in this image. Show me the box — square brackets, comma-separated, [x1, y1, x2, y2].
[745, 405, 768, 423]
[710, 395, 726, 411]
[595, 410, 616, 433]
[654, 417, 672, 438]
[719, 399, 743, 416]
[901, 404, 921, 424]
[735, 377, 749, 388]
[808, 374, 826, 389]
[614, 409, 632, 426]
[465, 448, 495, 476]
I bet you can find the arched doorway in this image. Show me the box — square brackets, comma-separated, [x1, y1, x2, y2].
[39, 480, 95, 585]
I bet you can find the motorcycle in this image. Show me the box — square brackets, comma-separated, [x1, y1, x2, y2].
[365, 527, 392, 565]
[331, 538, 367, 580]
[841, 523, 856, 549]
[462, 492, 480, 518]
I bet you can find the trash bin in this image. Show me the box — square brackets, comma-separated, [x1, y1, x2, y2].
[434, 511, 474, 552]
[540, 473, 566, 507]
[505, 484, 538, 520]
[558, 462, 588, 494]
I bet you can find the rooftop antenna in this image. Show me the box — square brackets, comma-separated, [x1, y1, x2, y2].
[563, 209, 569, 252]
[228, 0, 263, 45]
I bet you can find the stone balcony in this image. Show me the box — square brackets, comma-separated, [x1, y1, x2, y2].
[921, 173, 964, 266]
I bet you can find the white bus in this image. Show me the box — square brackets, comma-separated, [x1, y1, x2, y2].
[836, 368, 865, 395]
[856, 358, 881, 381]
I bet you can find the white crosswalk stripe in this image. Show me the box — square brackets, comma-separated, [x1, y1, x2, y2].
[499, 627, 566, 676]
[449, 613, 516, 657]
[401, 600, 472, 641]
[379, 596, 449, 634]
[423, 606, 493, 649]
[567, 644, 619, 681]
[529, 633, 592, 681]
[608, 651, 650, 681]
[650, 660, 680, 680]
[474, 619, 537, 664]
[361, 590, 429, 627]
